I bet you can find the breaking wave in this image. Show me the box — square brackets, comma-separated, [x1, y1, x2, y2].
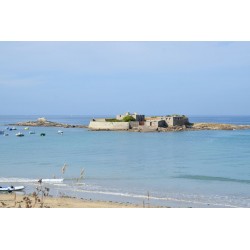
[0, 177, 64, 183]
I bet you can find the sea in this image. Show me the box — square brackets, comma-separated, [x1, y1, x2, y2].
[1, 115, 250, 208]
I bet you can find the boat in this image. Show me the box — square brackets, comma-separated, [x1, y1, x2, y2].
[0, 185, 25, 192]
[40, 133, 46, 136]
[58, 130, 64, 134]
[4, 133, 9, 136]
[10, 127, 17, 131]
[29, 131, 36, 134]
[24, 127, 29, 130]
[16, 132, 24, 137]
[0, 130, 4, 135]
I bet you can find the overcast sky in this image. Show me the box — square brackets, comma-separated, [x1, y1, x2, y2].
[1, 42, 250, 115]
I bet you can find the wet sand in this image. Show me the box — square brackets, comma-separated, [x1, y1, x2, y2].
[0, 193, 144, 208]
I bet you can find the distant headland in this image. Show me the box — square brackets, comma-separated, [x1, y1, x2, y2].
[8, 114, 250, 132]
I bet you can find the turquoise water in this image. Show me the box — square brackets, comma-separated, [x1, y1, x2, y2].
[1, 115, 250, 207]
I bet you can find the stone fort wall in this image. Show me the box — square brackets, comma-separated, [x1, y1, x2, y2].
[89, 121, 130, 130]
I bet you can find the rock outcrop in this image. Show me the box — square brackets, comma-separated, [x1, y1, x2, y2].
[9, 118, 87, 129]
[100, 123, 250, 132]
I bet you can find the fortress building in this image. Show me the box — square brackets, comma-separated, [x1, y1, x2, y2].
[116, 112, 145, 122]
[89, 112, 190, 131]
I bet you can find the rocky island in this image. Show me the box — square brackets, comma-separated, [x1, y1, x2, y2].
[89, 112, 250, 132]
[9, 114, 250, 132]
[8, 117, 88, 129]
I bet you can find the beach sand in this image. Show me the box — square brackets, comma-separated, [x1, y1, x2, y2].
[0, 193, 144, 208]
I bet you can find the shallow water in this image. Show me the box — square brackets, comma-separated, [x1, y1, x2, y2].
[1, 115, 250, 207]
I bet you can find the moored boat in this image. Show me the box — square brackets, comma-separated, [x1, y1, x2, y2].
[40, 133, 46, 136]
[0, 185, 25, 192]
[29, 131, 36, 134]
[16, 132, 24, 137]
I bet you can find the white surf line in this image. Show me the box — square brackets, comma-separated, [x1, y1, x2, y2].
[69, 188, 240, 208]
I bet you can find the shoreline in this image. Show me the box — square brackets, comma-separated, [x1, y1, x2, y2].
[0, 193, 159, 208]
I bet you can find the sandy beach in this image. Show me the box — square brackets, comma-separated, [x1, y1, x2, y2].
[0, 193, 146, 208]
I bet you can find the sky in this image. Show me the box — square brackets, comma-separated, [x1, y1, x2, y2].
[0, 41, 250, 116]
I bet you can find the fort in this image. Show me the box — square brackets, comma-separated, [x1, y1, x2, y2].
[89, 112, 190, 131]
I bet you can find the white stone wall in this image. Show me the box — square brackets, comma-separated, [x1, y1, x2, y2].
[165, 117, 174, 126]
[145, 120, 166, 128]
[89, 121, 130, 130]
[165, 117, 189, 126]
[129, 121, 139, 128]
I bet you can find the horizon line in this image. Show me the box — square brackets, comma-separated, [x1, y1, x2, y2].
[1, 114, 250, 117]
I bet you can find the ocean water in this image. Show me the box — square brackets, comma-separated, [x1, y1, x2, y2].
[1, 115, 250, 208]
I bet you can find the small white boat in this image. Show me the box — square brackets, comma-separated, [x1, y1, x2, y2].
[10, 127, 17, 131]
[16, 132, 24, 137]
[0, 185, 25, 192]
[24, 127, 29, 130]
[58, 130, 64, 134]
